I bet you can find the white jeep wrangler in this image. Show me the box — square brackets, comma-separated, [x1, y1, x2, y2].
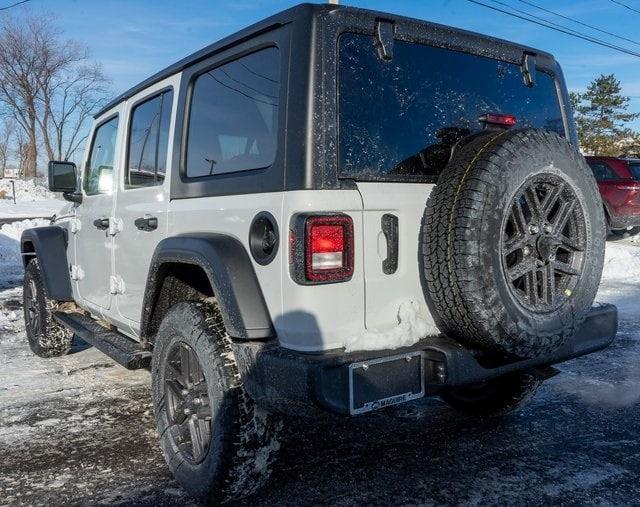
[21, 3, 617, 502]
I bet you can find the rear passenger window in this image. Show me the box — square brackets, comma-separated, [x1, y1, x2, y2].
[126, 90, 173, 188]
[84, 116, 119, 196]
[185, 47, 280, 178]
[628, 163, 640, 180]
[588, 162, 617, 181]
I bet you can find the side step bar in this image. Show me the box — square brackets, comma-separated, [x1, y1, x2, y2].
[53, 311, 151, 370]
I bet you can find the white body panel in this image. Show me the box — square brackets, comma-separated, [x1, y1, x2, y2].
[73, 103, 124, 313]
[112, 75, 179, 332]
[167, 189, 366, 352]
[356, 182, 438, 334]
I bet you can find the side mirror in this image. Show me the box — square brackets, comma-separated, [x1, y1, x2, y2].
[48, 160, 82, 203]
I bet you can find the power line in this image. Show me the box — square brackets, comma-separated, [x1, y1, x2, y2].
[517, 0, 640, 48]
[467, 0, 640, 58]
[0, 0, 30, 11]
[610, 0, 640, 15]
[486, 0, 640, 54]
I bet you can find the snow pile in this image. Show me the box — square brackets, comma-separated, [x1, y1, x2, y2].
[0, 179, 63, 219]
[596, 239, 640, 319]
[0, 179, 55, 201]
[0, 218, 50, 288]
[345, 300, 438, 352]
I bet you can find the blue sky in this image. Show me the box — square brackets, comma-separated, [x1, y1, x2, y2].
[21, 0, 640, 127]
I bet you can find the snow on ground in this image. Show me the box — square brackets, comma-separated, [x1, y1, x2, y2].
[0, 222, 639, 504]
[0, 219, 50, 291]
[0, 179, 63, 219]
[597, 238, 640, 319]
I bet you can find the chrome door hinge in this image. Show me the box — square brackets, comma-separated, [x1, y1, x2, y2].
[109, 275, 125, 295]
[108, 217, 123, 236]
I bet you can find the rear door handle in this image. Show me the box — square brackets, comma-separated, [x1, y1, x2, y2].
[381, 213, 398, 274]
[134, 216, 158, 231]
[93, 217, 109, 230]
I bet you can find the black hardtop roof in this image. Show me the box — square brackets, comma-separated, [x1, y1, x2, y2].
[95, 2, 554, 118]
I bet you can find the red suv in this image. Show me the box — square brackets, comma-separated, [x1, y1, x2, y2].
[585, 156, 640, 233]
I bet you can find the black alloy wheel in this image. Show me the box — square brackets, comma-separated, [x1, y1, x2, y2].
[24, 278, 41, 337]
[501, 173, 586, 313]
[164, 342, 212, 464]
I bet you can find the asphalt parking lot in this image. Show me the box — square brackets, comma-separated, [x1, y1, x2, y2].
[1, 237, 640, 505]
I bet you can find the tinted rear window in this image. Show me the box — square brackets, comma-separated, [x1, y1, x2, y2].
[628, 163, 640, 180]
[338, 34, 565, 182]
[185, 47, 280, 178]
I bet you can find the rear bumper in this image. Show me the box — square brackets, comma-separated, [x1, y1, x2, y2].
[232, 304, 618, 416]
[609, 213, 640, 230]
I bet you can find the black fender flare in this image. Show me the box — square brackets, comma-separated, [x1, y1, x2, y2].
[142, 234, 274, 340]
[20, 226, 73, 301]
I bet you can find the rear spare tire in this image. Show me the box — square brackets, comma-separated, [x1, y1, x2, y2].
[421, 129, 605, 359]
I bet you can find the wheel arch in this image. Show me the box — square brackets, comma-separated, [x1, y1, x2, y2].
[20, 226, 73, 302]
[141, 234, 274, 344]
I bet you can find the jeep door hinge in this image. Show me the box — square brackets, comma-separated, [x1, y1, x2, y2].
[109, 275, 125, 295]
[108, 217, 123, 236]
[70, 218, 82, 234]
[521, 52, 537, 87]
[375, 19, 395, 61]
[70, 264, 85, 281]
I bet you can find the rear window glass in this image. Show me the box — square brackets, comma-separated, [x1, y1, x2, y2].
[338, 34, 565, 182]
[628, 163, 640, 180]
[185, 47, 280, 178]
[126, 89, 173, 188]
[588, 161, 618, 181]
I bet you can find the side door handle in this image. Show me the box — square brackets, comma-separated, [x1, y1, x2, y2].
[93, 217, 110, 230]
[134, 216, 158, 232]
[381, 213, 398, 275]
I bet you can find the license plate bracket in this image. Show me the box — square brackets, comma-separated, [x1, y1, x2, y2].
[349, 351, 424, 415]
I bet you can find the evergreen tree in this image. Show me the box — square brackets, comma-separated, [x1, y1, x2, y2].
[571, 74, 639, 155]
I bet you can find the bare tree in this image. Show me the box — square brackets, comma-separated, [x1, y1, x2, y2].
[40, 61, 110, 161]
[0, 15, 48, 178]
[15, 128, 28, 178]
[0, 12, 111, 177]
[0, 118, 14, 178]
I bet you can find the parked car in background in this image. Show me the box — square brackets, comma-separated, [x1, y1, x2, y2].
[586, 156, 640, 235]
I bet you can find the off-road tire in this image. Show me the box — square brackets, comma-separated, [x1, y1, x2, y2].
[421, 129, 606, 359]
[22, 258, 73, 358]
[440, 371, 541, 417]
[152, 301, 282, 503]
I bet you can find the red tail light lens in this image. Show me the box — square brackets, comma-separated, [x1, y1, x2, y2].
[306, 216, 354, 282]
[479, 113, 517, 127]
[292, 215, 354, 283]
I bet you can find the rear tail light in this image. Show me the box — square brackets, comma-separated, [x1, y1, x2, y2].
[479, 113, 517, 127]
[290, 214, 354, 284]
